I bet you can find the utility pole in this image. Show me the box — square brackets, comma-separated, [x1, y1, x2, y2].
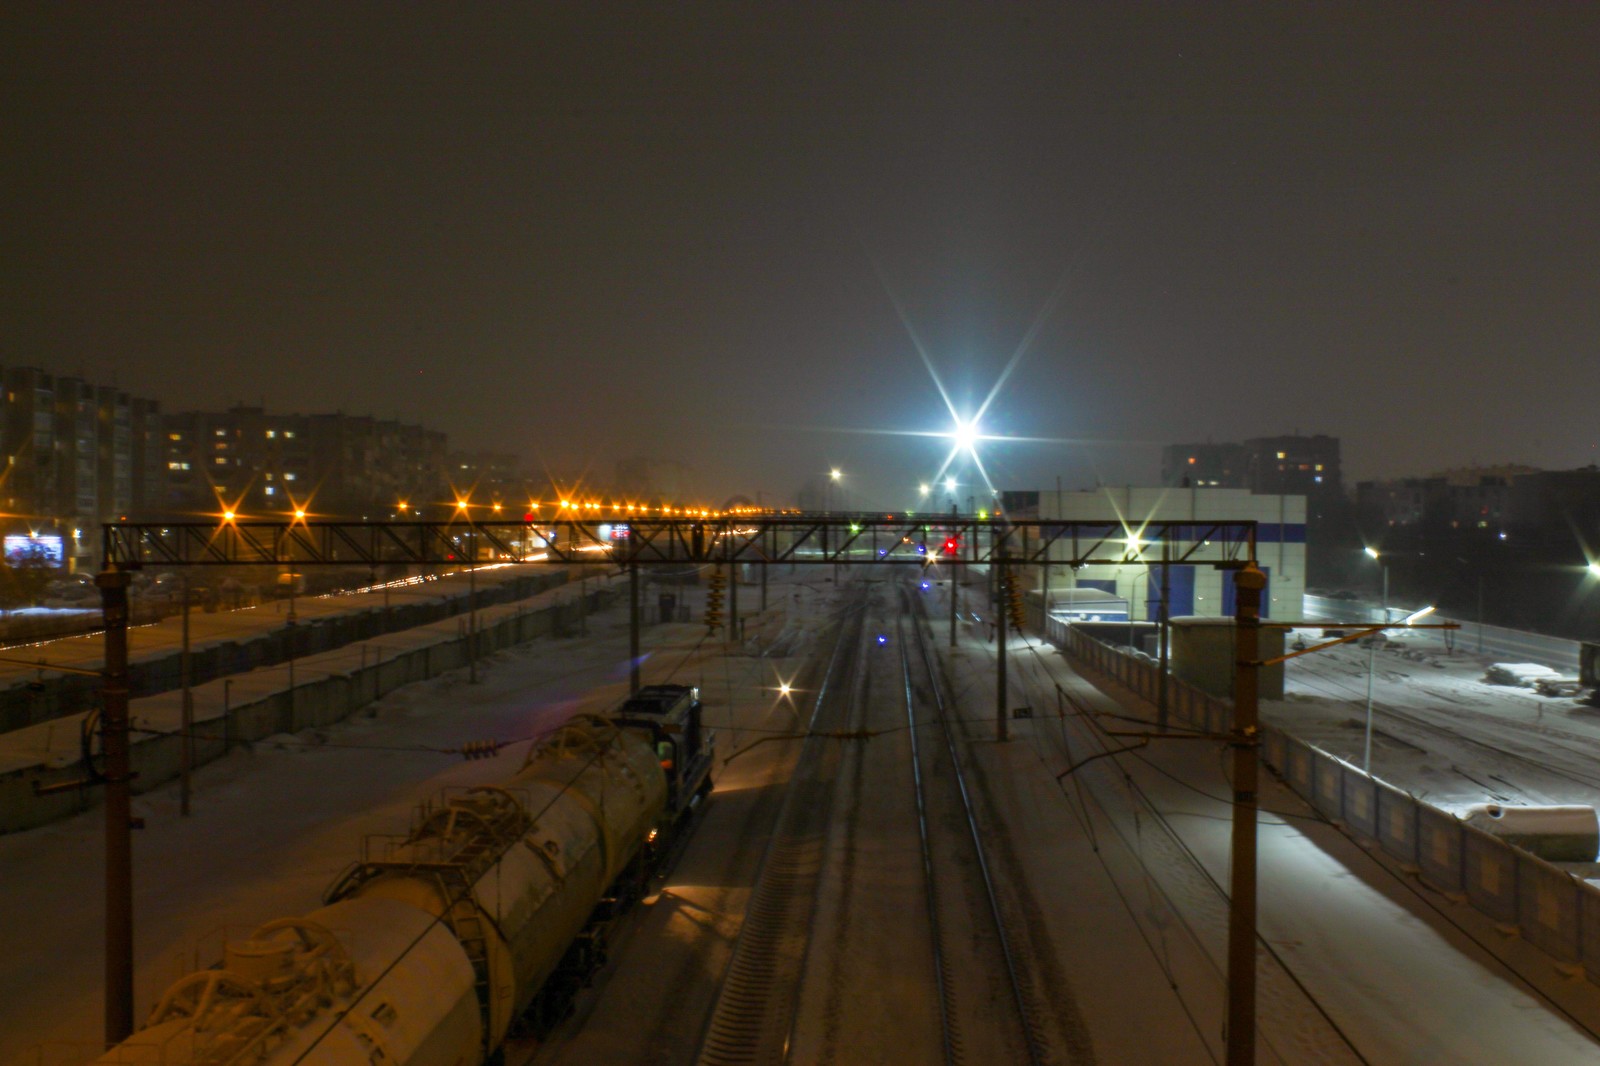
[1157, 539, 1171, 732]
[95, 566, 135, 1046]
[284, 564, 298, 734]
[180, 573, 193, 816]
[1227, 563, 1266, 1066]
[629, 562, 640, 694]
[950, 502, 959, 648]
[996, 552, 1009, 742]
[467, 550, 477, 683]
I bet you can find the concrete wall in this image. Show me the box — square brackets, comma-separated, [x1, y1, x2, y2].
[0, 570, 574, 733]
[0, 582, 616, 834]
[1048, 617, 1600, 982]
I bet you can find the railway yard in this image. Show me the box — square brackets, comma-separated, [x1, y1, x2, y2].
[7, 568, 1600, 1063]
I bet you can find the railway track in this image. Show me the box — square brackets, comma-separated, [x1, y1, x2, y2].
[691, 577, 1056, 1065]
[692, 584, 871, 1065]
[899, 584, 1048, 1066]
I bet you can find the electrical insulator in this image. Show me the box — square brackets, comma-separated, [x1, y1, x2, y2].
[1005, 574, 1026, 630]
[704, 567, 726, 632]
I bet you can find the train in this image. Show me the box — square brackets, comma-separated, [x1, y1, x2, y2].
[98, 684, 714, 1065]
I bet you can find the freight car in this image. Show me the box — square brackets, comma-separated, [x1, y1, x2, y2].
[97, 684, 713, 1065]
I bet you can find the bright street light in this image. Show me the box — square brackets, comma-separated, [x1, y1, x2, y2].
[1588, 561, 1600, 578]
[953, 418, 979, 453]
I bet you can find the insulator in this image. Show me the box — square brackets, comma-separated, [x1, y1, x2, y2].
[459, 739, 504, 761]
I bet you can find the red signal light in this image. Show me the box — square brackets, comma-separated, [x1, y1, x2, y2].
[942, 538, 959, 556]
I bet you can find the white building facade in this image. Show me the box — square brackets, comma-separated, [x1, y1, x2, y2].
[1035, 486, 1306, 621]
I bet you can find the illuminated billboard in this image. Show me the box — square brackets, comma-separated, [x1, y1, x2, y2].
[4, 535, 65, 568]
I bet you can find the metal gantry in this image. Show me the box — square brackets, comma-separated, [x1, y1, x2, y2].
[102, 516, 1258, 569]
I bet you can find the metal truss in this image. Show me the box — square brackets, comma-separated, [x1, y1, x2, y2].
[102, 517, 1257, 569]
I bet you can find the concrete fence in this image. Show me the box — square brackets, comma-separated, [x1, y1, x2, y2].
[0, 582, 619, 834]
[1046, 616, 1600, 982]
[0, 569, 579, 734]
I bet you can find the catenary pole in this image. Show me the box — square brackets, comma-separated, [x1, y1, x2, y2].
[629, 562, 640, 694]
[1158, 538, 1171, 731]
[180, 574, 193, 816]
[96, 566, 135, 1046]
[996, 553, 1009, 742]
[1227, 563, 1266, 1066]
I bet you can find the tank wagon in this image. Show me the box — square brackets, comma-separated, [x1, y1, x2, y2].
[97, 684, 713, 1065]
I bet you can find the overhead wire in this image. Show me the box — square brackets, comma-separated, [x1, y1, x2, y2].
[957, 596, 1367, 1062]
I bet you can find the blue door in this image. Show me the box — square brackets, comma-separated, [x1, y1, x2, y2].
[1148, 566, 1195, 618]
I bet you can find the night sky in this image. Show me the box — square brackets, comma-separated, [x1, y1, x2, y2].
[5, 4, 1598, 507]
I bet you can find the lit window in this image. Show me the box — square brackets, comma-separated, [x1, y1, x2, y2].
[1276, 451, 1286, 459]
[1187, 457, 1196, 465]
[214, 429, 226, 437]
[1313, 475, 1323, 483]
[264, 472, 273, 481]
[284, 431, 295, 439]
[266, 430, 277, 439]
[1314, 464, 1323, 472]
[264, 485, 276, 496]
[285, 472, 297, 481]
[168, 432, 182, 441]
[214, 457, 227, 465]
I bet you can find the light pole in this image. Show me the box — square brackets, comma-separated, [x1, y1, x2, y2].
[457, 499, 477, 683]
[828, 468, 842, 514]
[1363, 547, 1387, 773]
[1127, 566, 1149, 651]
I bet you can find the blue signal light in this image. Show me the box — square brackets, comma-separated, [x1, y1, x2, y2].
[920, 581, 930, 591]
[876, 634, 888, 646]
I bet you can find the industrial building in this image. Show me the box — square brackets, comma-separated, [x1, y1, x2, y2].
[1026, 486, 1307, 622]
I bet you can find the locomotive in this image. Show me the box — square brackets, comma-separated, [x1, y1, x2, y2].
[98, 684, 713, 1065]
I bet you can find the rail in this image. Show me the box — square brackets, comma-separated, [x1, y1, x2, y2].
[908, 586, 1048, 1065]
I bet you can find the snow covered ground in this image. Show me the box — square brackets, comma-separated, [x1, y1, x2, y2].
[0, 571, 834, 1063]
[6, 572, 1600, 1064]
[1270, 627, 1600, 824]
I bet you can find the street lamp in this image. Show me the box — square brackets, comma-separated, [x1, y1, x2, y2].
[1363, 547, 1388, 773]
[828, 468, 842, 514]
[457, 498, 478, 683]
